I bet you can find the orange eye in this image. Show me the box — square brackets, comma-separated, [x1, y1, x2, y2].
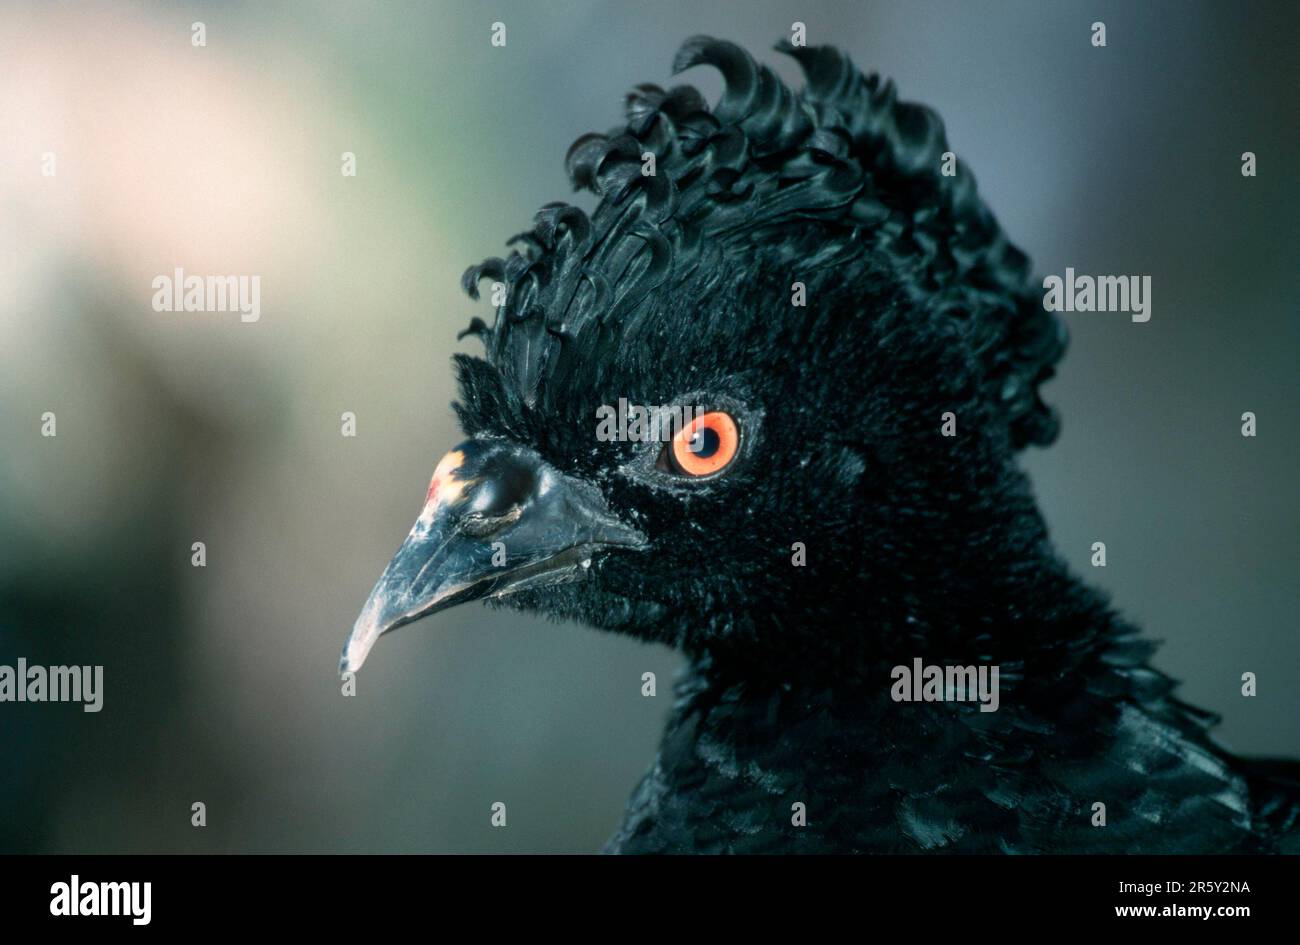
[668, 411, 739, 477]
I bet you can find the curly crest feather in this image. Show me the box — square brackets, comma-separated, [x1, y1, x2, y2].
[461, 36, 1065, 449]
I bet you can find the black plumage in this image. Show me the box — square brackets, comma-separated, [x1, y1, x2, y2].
[349, 36, 1299, 853]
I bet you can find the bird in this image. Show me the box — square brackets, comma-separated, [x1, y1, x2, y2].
[341, 36, 1300, 854]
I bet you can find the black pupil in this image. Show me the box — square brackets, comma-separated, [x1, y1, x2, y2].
[688, 427, 721, 458]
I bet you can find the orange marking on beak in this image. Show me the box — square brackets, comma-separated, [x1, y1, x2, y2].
[426, 449, 469, 509]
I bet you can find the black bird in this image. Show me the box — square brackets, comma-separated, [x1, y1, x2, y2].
[342, 37, 1299, 853]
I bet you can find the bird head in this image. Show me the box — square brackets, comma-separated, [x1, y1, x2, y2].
[342, 37, 1066, 677]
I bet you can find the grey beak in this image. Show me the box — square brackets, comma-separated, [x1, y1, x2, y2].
[341, 439, 645, 673]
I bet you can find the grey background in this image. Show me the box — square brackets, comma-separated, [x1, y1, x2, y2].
[0, 0, 1295, 852]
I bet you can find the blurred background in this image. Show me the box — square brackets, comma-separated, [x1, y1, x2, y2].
[0, 0, 1295, 852]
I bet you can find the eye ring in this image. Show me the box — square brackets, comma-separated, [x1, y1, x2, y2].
[662, 411, 740, 477]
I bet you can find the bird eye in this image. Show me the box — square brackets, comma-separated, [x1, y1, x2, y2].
[663, 411, 739, 477]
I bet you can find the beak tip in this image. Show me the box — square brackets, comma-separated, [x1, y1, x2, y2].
[340, 618, 377, 675]
[340, 638, 372, 674]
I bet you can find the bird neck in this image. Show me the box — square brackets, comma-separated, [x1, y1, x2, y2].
[670, 573, 1149, 792]
[696, 545, 1131, 694]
